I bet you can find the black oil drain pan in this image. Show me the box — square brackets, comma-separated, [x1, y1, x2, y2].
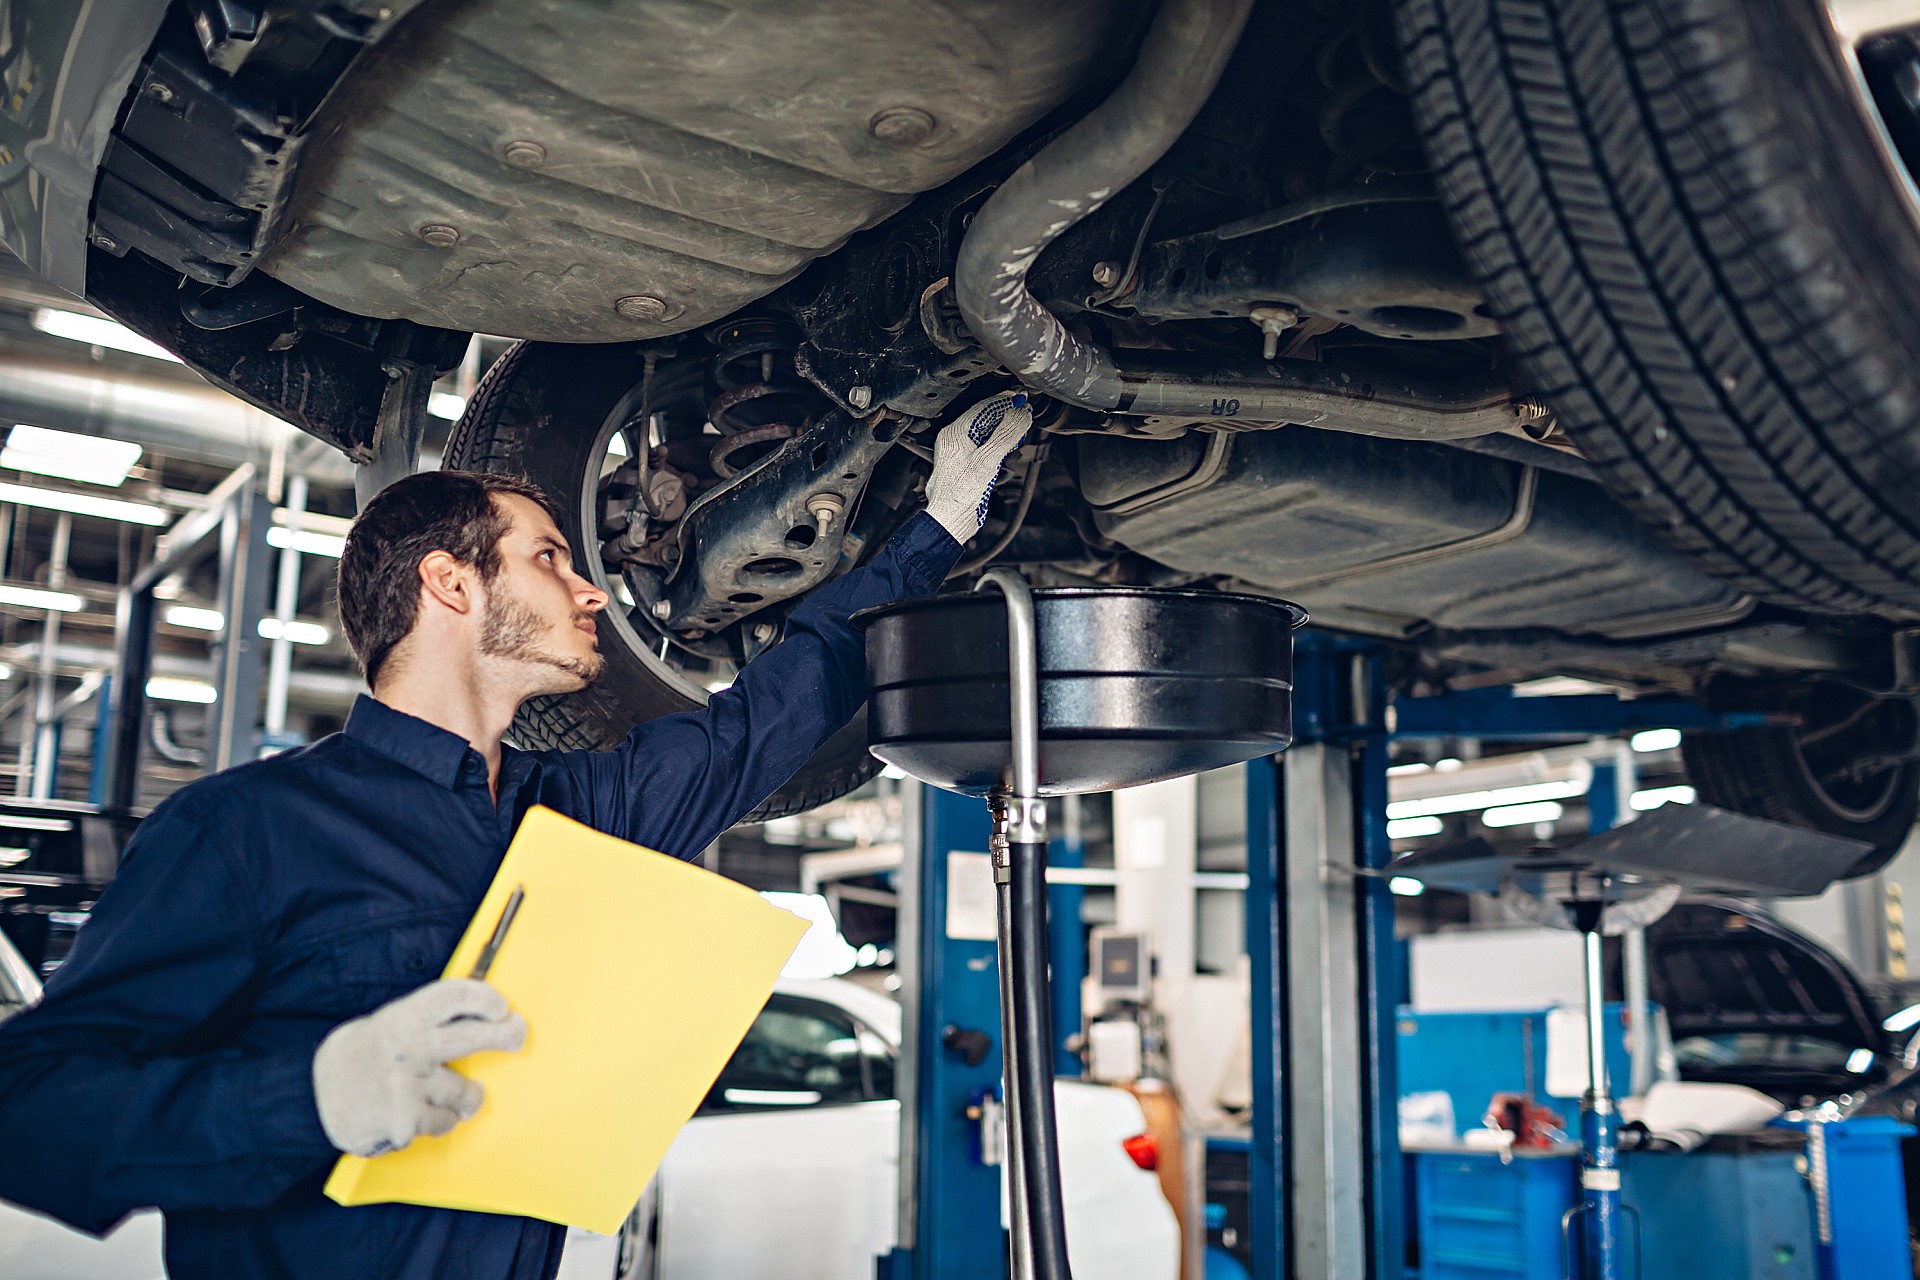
[855, 587, 1305, 797]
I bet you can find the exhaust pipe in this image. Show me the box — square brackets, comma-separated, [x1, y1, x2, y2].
[952, 0, 1537, 440]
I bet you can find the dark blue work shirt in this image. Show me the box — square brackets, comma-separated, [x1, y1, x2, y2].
[0, 513, 959, 1280]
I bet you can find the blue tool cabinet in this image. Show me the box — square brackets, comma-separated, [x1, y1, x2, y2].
[1413, 1150, 1577, 1279]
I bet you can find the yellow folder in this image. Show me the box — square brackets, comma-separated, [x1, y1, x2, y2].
[323, 805, 809, 1233]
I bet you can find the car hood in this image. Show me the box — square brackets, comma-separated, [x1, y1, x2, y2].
[1638, 898, 1886, 1097]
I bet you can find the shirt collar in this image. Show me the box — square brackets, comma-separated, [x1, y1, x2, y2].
[343, 695, 482, 790]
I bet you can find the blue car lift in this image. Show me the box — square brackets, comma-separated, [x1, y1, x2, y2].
[886, 629, 1742, 1280]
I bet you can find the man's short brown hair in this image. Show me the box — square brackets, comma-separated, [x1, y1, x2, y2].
[336, 470, 561, 685]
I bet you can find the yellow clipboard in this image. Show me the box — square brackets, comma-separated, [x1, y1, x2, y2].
[324, 805, 809, 1233]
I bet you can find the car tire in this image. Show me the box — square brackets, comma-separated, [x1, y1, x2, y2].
[1681, 687, 1920, 877]
[1398, 0, 1920, 618]
[445, 340, 882, 822]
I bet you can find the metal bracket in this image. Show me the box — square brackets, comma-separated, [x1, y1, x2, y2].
[660, 409, 900, 630]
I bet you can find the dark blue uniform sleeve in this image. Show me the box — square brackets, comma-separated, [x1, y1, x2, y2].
[549, 512, 961, 856]
[0, 793, 335, 1233]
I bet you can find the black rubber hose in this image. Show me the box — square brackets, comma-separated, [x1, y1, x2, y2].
[1008, 837, 1072, 1280]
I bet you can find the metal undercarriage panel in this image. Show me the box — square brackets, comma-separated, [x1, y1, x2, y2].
[1078, 429, 1749, 641]
[261, 0, 1144, 342]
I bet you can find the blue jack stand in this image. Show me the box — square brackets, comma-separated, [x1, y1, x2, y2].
[1565, 888, 1633, 1280]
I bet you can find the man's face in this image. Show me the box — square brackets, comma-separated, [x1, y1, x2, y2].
[474, 495, 609, 693]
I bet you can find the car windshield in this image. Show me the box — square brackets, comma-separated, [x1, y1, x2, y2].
[698, 995, 894, 1115]
[1673, 1032, 1860, 1073]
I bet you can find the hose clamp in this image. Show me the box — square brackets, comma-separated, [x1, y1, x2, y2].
[1006, 796, 1048, 846]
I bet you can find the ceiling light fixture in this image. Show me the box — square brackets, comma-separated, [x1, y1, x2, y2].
[266, 526, 347, 558]
[2, 425, 143, 487]
[1386, 777, 1589, 821]
[145, 676, 217, 704]
[31, 307, 181, 362]
[1481, 800, 1566, 828]
[428, 391, 467, 421]
[1630, 785, 1696, 812]
[258, 617, 329, 645]
[0, 584, 84, 612]
[164, 605, 224, 632]
[0, 480, 168, 526]
[1629, 727, 1682, 753]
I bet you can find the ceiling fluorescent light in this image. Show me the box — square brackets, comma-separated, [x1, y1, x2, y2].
[0, 815, 72, 832]
[164, 605, 224, 632]
[0, 480, 168, 525]
[1388, 876, 1427, 897]
[1629, 727, 1682, 753]
[266, 526, 347, 558]
[428, 391, 467, 421]
[2, 425, 143, 487]
[1482, 800, 1566, 828]
[1884, 1004, 1920, 1034]
[31, 307, 181, 362]
[258, 617, 329, 645]
[1630, 785, 1696, 812]
[145, 676, 216, 704]
[1386, 777, 1589, 821]
[1387, 815, 1444, 840]
[0, 584, 83, 612]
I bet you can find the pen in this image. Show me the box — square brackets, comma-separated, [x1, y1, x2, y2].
[468, 884, 525, 981]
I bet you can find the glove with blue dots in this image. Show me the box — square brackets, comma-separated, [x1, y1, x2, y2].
[923, 392, 1034, 544]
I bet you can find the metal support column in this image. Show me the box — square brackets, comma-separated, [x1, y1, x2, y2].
[1050, 795, 1086, 1078]
[25, 512, 72, 798]
[263, 473, 307, 743]
[105, 467, 272, 806]
[1246, 635, 1404, 1280]
[210, 485, 274, 769]
[886, 782, 1010, 1280]
[1244, 754, 1287, 1280]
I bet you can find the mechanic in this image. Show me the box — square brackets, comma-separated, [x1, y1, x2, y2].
[0, 393, 1031, 1280]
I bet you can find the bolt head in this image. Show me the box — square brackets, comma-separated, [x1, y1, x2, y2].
[418, 223, 461, 248]
[649, 599, 673, 621]
[847, 385, 873, 410]
[146, 82, 176, 105]
[869, 106, 936, 146]
[615, 294, 674, 322]
[502, 140, 547, 169]
[89, 232, 118, 252]
[1091, 260, 1122, 289]
[751, 623, 775, 644]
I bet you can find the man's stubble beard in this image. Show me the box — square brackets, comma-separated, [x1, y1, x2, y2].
[478, 582, 606, 690]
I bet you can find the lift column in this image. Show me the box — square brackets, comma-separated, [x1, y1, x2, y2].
[1245, 634, 1404, 1280]
[885, 783, 1010, 1280]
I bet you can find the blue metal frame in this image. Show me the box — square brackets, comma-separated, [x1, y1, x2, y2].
[1244, 754, 1287, 1280]
[1246, 631, 1409, 1279]
[1048, 827, 1086, 1078]
[887, 785, 1010, 1280]
[1390, 686, 1757, 741]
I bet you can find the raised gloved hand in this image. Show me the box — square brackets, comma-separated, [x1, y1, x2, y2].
[311, 978, 527, 1157]
[924, 392, 1034, 543]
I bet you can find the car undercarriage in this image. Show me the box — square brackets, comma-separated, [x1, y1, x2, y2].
[40, 0, 1920, 856]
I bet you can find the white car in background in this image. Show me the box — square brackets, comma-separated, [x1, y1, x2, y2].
[559, 976, 1177, 1280]
[0, 942, 1176, 1280]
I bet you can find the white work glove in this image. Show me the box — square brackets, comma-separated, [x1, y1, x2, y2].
[311, 978, 527, 1157]
[924, 392, 1034, 543]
